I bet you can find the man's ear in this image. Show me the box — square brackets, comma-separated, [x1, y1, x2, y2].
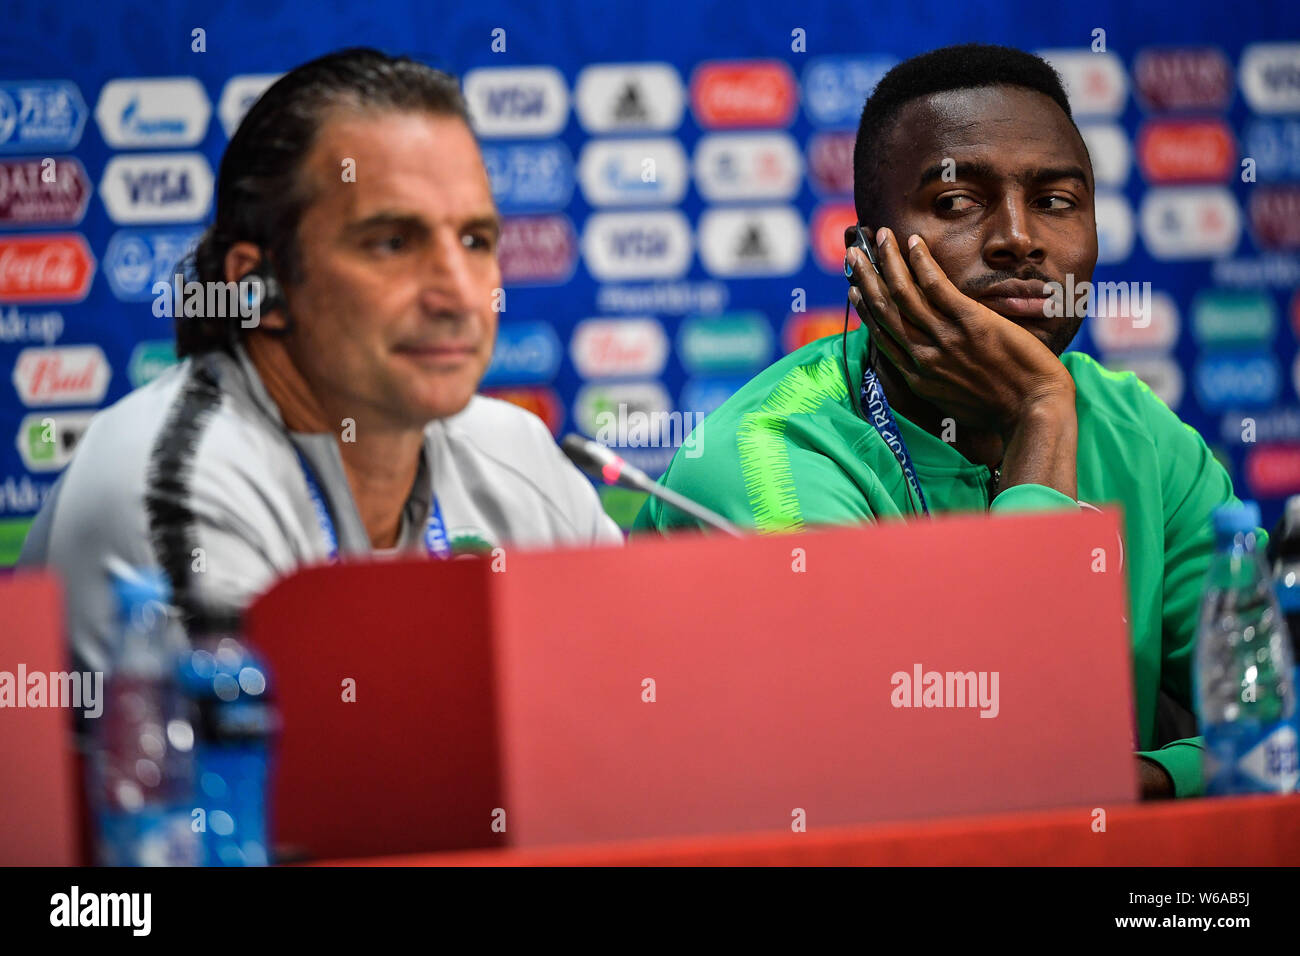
[223, 241, 262, 285]
[223, 241, 288, 332]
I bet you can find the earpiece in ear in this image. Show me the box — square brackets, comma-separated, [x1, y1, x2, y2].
[241, 257, 291, 335]
[844, 223, 875, 278]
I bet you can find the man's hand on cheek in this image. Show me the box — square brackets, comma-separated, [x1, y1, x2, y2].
[847, 227, 1072, 441]
[848, 227, 1080, 502]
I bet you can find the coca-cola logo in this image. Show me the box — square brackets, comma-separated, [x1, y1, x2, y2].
[1137, 120, 1236, 183]
[691, 61, 797, 129]
[11, 345, 110, 406]
[0, 234, 95, 303]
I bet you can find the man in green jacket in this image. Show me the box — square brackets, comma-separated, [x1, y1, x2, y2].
[635, 43, 1260, 800]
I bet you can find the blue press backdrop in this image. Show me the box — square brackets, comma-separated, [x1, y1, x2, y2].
[1, 0, 1298, 559]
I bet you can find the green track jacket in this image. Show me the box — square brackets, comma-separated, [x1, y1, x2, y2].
[634, 325, 1264, 798]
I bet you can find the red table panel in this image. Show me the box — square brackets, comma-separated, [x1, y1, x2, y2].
[313, 794, 1300, 866]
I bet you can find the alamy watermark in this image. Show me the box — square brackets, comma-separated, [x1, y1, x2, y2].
[1044, 275, 1154, 327]
[890, 663, 1000, 718]
[0, 664, 102, 718]
[151, 273, 265, 327]
[50, 886, 151, 935]
[594, 404, 706, 458]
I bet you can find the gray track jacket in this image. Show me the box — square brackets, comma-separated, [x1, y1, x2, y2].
[18, 344, 622, 673]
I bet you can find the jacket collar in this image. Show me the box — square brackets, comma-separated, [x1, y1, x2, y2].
[227, 341, 437, 553]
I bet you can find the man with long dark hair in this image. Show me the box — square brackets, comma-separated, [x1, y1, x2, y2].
[21, 48, 620, 671]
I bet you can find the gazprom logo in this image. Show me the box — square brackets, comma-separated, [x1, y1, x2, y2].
[577, 138, 687, 207]
[483, 321, 562, 386]
[94, 78, 210, 148]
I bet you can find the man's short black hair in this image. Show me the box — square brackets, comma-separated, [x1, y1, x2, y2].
[853, 43, 1084, 228]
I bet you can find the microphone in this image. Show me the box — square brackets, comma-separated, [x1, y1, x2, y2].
[560, 434, 743, 538]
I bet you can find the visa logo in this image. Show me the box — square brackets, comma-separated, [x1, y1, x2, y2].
[1262, 62, 1300, 93]
[123, 170, 192, 205]
[486, 87, 546, 117]
[99, 153, 212, 224]
[610, 229, 668, 257]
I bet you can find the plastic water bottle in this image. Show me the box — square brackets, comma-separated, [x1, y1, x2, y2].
[1270, 495, 1300, 703]
[178, 630, 276, 866]
[91, 565, 201, 865]
[1194, 502, 1299, 795]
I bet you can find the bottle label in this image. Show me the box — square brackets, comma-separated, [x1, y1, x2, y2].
[96, 807, 201, 866]
[1204, 719, 1300, 795]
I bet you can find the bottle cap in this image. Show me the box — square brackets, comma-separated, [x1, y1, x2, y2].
[1213, 501, 1262, 539]
[108, 564, 170, 617]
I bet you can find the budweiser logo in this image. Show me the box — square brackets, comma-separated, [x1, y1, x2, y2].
[589, 331, 650, 362]
[0, 235, 94, 303]
[569, 318, 668, 378]
[12, 345, 110, 406]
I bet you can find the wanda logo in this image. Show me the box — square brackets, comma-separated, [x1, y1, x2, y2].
[0, 234, 95, 302]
